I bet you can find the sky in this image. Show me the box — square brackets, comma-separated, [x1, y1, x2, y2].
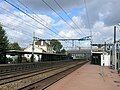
[0, 0, 120, 49]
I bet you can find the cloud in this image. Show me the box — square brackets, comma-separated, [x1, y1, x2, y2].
[0, 1, 13, 11]
[0, 11, 54, 47]
[59, 29, 77, 38]
[19, 0, 84, 12]
[58, 20, 115, 45]
[92, 21, 113, 43]
[4, 0, 119, 28]
[71, 16, 84, 28]
[0, 0, 119, 48]
[3, 0, 120, 26]
[53, 20, 65, 27]
[82, 0, 120, 27]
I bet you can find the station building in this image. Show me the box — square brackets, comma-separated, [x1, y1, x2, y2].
[92, 51, 110, 66]
[24, 40, 54, 62]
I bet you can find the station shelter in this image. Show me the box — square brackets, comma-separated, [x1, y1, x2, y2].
[91, 52, 110, 66]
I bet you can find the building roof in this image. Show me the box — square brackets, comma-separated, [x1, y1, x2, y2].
[67, 49, 91, 54]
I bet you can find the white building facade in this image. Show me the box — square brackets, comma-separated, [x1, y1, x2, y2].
[101, 53, 110, 66]
[24, 40, 53, 62]
[92, 51, 110, 66]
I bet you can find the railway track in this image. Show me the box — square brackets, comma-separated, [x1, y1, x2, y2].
[20, 61, 87, 90]
[0, 61, 68, 76]
[0, 62, 72, 85]
[0, 60, 87, 90]
[0, 60, 74, 80]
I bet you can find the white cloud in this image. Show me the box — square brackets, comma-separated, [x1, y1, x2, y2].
[92, 21, 114, 43]
[93, 21, 104, 29]
[58, 20, 115, 45]
[82, 0, 120, 26]
[53, 20, 65, 27]
[59, 29, 77, 38]
[71, 16, 84, 28]
[0, 1, 13, 11]
[34, 29, 44, 36]
[0, 11, 54, 47]
[0, 0, 119, 48]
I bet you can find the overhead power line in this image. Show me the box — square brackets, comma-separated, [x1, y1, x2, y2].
[12, 0, 81, 46]
[2, 24, 32, 38]
[0, 7, 54, 38]
[0, 6, 43, 31]
[16, 0, 65, 38]
[3, 0, 64, 39]
[17, 0, 85, 38]
[53, 0, 86, 36]
[17, 0, 44, 22]
[2, 0, 72, 46]
[17, 0, 88, 40]
[42, 0, 83, 36]
[83, 0, 92, 58]
[3, 0, 88, 49]
[0, 6, 58, 38]
[16, 0, 75, 39]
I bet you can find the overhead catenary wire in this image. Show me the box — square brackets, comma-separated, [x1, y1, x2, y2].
[2, 24, 32, 47]
[83, 0, 92, 58]
[16, 0, 73, 39]
[16, 0, 45, 22]
[15, 0, 64, 38]
[0, 0, 67, 47]
[16, 0, 81, 39]
[9, 36, 32, 48]
[0, 7, 53, 36]
[9, 0, 80, 47]
[53, 0, 91, 50]
[2, 24, 32, 38]
[42, 0, 83, 36]
[0, 6, 43, 32]
[3, 0, 65, 39]
[3, 0, 86, 49]
[53, 0, 86, 36]
[0, 7, 56, 38]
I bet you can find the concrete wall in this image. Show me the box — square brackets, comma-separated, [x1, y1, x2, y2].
[101, 54, 110, 66]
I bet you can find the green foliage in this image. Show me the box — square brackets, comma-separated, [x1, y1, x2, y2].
[50, 39, 63, 53]
[8, 42, 21, 50]
[61, 49, 66, 54]
[0, 24, 9, 64]
[7, 58, 13, 63]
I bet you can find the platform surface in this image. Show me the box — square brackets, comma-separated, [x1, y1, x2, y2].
[46, 62, 120, 90]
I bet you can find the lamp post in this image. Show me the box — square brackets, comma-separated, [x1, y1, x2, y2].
[31, 32, 35, 62]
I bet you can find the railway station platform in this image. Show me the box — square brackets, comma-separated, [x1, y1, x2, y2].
[46, 62, 120, 90]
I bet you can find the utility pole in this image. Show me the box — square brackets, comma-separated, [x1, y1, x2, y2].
[72, 40, 74, 49]
[90, 34, 92, 61]
[31, 32, 35, 62]
[114, 26, 117, 70]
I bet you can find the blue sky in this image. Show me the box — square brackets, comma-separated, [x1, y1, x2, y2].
[0, 0, 120, 49]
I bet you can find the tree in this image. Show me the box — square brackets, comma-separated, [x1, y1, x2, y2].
[61, 49, 66, 54]
[0, 24, 9, 64]
[8, 42, 21, 50]
[50, 39, 63, 53]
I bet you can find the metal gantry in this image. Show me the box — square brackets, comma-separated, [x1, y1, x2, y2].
[34, 36, 91, 49]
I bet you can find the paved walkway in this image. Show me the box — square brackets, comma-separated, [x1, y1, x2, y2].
[46, 62, 120, 90]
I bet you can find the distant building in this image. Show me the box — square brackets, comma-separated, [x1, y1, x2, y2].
[24, 40, 53, 62]
[67, 49, 91, 60]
